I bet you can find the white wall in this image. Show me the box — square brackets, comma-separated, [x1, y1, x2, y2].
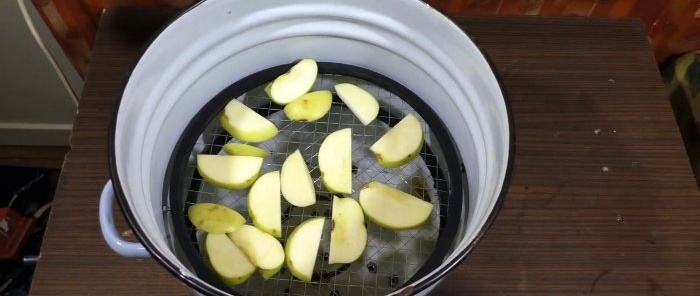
[0, 0, 83, 146]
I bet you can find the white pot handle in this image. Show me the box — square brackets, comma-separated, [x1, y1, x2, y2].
[99, 180, 150, 258]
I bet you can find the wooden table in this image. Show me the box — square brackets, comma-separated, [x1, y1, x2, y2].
[29, 8, 700, 296]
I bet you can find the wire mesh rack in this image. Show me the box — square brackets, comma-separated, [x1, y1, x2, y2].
[172, 73, 454, 296]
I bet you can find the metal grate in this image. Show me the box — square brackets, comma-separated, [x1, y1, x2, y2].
[178, 74, 452, 296]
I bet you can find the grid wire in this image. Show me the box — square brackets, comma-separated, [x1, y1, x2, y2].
[178, 74, 452, 296]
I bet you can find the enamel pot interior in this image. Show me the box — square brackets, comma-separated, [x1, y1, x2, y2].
[109, 0, 513, 295]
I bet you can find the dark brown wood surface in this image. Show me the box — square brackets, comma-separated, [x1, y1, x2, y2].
[29, 8, 700, 296]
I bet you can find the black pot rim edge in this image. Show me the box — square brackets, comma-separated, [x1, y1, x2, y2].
[106, 1, 516, 296]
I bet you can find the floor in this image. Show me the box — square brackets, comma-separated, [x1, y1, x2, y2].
[0, 151, 62, 295]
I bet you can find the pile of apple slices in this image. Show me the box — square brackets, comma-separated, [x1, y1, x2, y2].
[190, 203, 283, 284]
[193, 161, 432, 285]
[191, 58, 438, 285]
[191, 180, 434, 285]
[190, 201, 296, 284]
[197, 58, 427, 192]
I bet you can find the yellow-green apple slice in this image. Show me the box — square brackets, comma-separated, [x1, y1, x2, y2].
[259, 265, 282, 280]
[334, 83, 379, 125]
[220, 99, 278, 143]
[205, 233, 256, 285]
[318, 128, 352, 194]
[283, 90, 332, 122]
[196, 155, 263, 189]
[280, 150, 316, 207]
[285, 217, 325, 282]
[359, 181, 433, 230]
[187, 203, 245, 234]
[329, 196, 367, 264]
[267, 59, 318, 105]
[370, 114, 423, 168]
[222, 143, 268, 158]
[248, 171, 282, 238]
[228, 225, 285, 271]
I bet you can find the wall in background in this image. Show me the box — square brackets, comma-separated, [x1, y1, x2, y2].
[0, 0, 82, 146]
[31, 0, 194, 78]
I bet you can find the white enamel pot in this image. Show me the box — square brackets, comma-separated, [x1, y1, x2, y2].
[98, 0, 514, 295]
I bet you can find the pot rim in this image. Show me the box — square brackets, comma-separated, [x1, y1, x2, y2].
[107, 1, 516, 295]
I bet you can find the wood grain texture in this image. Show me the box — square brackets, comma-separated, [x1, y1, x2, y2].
[438, 16, 700, 295]
[29, 8, 700, 296]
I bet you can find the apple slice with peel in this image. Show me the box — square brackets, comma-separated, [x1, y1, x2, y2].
[359, 181, 433, 230]
[281, 150, 316, 207]
[334, 83, 379, 125]
[188, 203, 245, 234]
[205, 233, 256, 285]
[329, 196, 367, 264]
[370, 114, 423, 168]
[285, 217, 325, 282]
[284, 90, 332, 122]
[220, 99, 278, 143]
[196, 155, 263, 189]
[259, 265, 282, 280]
[318, 128, 352, 194]
[222, 143, 268, 158]
[267, 59, 318, 105]
[248, 171, 282, 238]
[228, 225, 285, 270]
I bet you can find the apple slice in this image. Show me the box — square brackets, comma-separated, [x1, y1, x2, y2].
[318, 128, 352, 194]
[259, 265, 282, 280]
[329, 196, 367, 264]
[220, 99, 278, 143]
[334, 83, 379, 125]
[205, 233, 256, 285]
[281, 150, 316, 207]
[359, 181, 433, 230]
[196, 155, 263, 189]
[248, 171, 282, 238]
[228, 225, 285, 270]
[222, 143, 268, 158]
[188, 203, 245, 234]
[267, 59, 318, 105]
[370, 114, 423, 168]
[285, 217, 325, 282]
[284, 90, 332, 122]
